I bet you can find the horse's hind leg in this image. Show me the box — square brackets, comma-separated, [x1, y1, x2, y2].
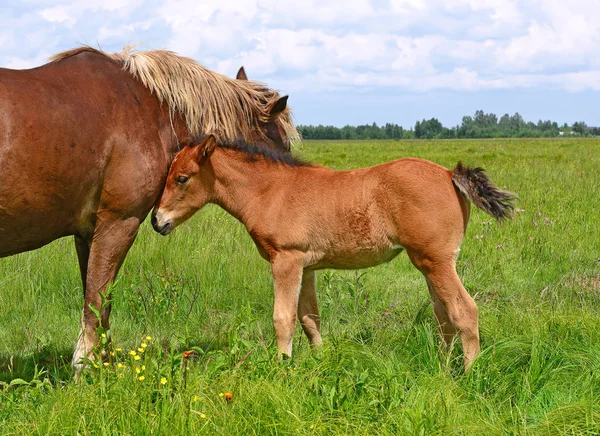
[298, 270, 322, 347]
[74, 235, 90, 296]
[408, 250, 480, 370]
[73, 217, 140, 373]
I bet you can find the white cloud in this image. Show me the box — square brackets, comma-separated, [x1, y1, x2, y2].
[39, 5, 74, 26]
[500, 1, 600, 72]
[1, 0, 599, 98]
[389, 0, 426, 14]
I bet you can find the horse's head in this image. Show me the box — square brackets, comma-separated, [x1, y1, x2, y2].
[237, 67, 293, 152]
[152, 135, 218, 235]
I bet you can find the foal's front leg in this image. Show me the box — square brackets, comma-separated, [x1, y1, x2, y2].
[270, 252, 304, 357]
[298, 270, 322, 347]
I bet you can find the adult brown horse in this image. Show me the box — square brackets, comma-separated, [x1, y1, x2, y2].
[0, 46, 299, 372]
[153, 136, 515, 370]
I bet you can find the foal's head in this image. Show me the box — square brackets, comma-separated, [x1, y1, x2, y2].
[152, 135, 218, 235]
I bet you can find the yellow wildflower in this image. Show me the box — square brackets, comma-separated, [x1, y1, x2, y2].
[103, 362, 110, 367]
[146, 336, 152, 341]
[141, 342, 148, 349]
[115, 348, 122, 352]
[101, 333, 106, 338]
[160, 377, 167, 385]
[141, 365, 146, 371]
[137, 347, 144, 353]
[129, 350, 136, 356]
[117, 363, 126, 369]
[134, 355, 141, 361]
[200, 413, 206, 419]
[138, 375, 145, 381]
[193, 395, 199, 402]
[136, 367, 141, 374]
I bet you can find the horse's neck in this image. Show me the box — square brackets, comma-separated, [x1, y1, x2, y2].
[167, 117, 193, 159]
[211, 149, 289, 224]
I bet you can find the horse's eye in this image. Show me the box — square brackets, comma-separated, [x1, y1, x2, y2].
[176, 175, 189, 185]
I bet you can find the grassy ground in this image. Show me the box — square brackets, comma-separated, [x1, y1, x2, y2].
[1, 138, 599, 435]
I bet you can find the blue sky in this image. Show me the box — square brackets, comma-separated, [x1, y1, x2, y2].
[1, 0, 599, 128]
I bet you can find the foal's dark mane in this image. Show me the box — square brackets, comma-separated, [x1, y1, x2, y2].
[224, 140, 313, 168]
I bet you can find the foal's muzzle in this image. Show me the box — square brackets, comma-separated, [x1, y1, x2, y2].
[151, 211, 173, 236]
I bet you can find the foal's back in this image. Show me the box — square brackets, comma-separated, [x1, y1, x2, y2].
[262, 157, 469, 270]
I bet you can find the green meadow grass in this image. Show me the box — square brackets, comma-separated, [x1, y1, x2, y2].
[1, 138, 599, 435]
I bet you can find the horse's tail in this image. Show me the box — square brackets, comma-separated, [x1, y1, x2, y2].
[451, 161, 516, 220]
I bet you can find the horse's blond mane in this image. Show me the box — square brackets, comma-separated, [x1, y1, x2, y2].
[50, 46, 300, 146]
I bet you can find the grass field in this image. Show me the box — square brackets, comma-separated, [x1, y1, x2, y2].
[1, 138, 599, 435]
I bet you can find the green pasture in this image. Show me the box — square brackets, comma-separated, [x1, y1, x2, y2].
[1, 138, 599, 434]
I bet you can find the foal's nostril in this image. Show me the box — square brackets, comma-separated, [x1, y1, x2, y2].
[151, 214, 158, 228]
[159, 221, 173, 235]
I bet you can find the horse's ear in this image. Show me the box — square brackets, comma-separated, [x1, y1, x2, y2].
[197, 135, 217, 161]
[269, 95, 288, 119]
[236, 67, 248, 81]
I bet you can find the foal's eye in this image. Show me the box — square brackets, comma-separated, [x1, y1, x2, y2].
[176, 175, 189, 185]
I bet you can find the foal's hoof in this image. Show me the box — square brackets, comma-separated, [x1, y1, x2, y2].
[310, 347, 324, 360]
[277, 351, 293, 362]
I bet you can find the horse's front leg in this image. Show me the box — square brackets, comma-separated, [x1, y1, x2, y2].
[72, 216, 141, 373]
[270, 252, 304, 357]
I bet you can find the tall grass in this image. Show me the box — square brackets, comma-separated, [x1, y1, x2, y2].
[1, 138, 599, 434]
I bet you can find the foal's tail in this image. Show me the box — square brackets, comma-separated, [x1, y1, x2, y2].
[451, 162, 516, 220]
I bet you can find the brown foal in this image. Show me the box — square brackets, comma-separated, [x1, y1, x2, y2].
[153, 136, 515, 370]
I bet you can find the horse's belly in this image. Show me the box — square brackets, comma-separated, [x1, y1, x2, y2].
[0, 158, 98, 257]
[0, 206, 74, 257]
[0, 230, 63, 257]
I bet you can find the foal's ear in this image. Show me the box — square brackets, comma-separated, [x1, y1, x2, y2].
[236, 66, 248, 81]
[197, 135, 217, 161]
[268, 95, 288, 119]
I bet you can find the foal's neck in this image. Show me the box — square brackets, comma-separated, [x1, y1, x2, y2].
[210, 148, 296, 223]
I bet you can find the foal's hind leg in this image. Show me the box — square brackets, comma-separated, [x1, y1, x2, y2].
[298, 270, 322, 347]
[408, 250, 480, 370]
[426, 280, 458, 348]
[271, 252, 304, 357]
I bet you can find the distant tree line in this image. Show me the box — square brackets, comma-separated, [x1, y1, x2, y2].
[298, 110, 599, 140]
